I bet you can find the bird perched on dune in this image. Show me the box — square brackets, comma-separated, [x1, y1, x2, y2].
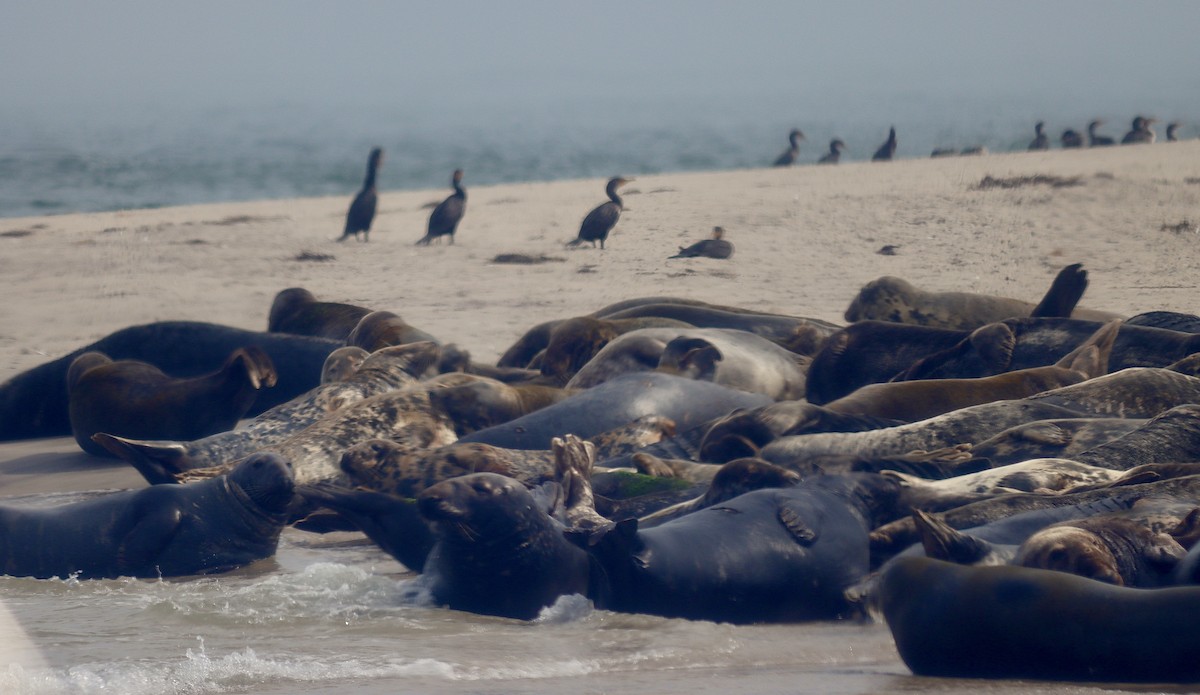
[1087, 120, 1114, 147]
[773, 129, 806, 167]
[872, 127, 897, 161]
[1166, 122, 1181, 142]
[416, 169, 467, 246]
[670, 226, 734, 259]
[818, 139, 846, 164]
[1028, 121, 1049, 150]
[338, 147, 383, 242]
[566, 177, 630, 250]
[1122, 116, 1157, 144]
[1061, 128, 1084, 148]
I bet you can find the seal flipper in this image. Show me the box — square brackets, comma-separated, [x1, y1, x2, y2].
[296, 484, 434, 572]
[1030, 263, 1088, 318]
[1053, 319, 1121, 378]
[912, 508, 994, 564]
[91, 433, 193, 484]
[116, 505, 184, 574]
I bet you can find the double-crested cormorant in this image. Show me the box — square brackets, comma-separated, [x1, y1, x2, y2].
[1167, 122, 1181, 142]
[1122, 116, 1157, 144]
[818, 139, 846, 164]
[416, 169, 467, 246]
[338, 147, 383, 242]
[1061, 129, 1084, 148]
[1028, 121, 1049, 151]
[669, 226, 733, 259]
[772, 129, 805, 167]
[566, 177, 631, 250]
[1087, 120, 1114, 147]
[872, 127, 897, 161]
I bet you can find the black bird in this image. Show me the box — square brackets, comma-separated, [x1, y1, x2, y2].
[670, 226, 734, 259]
[567, 177, 631, 250]
[772, 129, 806, 167]
[1087, 120, 1114, 147]
[818, 139, 846, 164]
[1061, 129, 1085, 148]
[416, 169, 467, 245]
[338, 147, 383, 242]
[872, 127, 897, 161]
[1167, 122, 1181, 142]
[1028, 121, 1049, 151]
[1122, 116, 1157, 144]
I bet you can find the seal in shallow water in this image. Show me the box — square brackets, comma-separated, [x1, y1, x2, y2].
[67, 347, 277, 458]
[0, 452, 294, 579]
[879, 556, 1200, 682]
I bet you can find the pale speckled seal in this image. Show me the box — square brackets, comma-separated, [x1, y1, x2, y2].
[844, 266, 1121, 330]
[879, 556, 1200, 682]
[0, 452, 294, 579]
[67, 347, 277, 458]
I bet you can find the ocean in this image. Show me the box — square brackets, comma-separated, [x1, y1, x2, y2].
[4, 93, 1193, 221]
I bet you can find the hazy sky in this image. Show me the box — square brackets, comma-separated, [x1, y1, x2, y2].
[5, 0, 1199, 122]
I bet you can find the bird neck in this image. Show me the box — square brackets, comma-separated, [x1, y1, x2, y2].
[606, 184, 624, 208]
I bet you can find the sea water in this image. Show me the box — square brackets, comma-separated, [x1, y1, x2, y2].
[4, 92, 1195, 220]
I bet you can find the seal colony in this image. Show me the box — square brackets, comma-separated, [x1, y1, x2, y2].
[3, 140, 1200, 688]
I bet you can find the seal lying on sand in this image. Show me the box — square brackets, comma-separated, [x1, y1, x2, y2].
[0, 321, 341, 441]
[267, 287, 373, 341]
[67, 347, 277, 458]
[844, 265, 1121, 330]
[879, 556, 1200, 682]
[0, 453, 294, 579]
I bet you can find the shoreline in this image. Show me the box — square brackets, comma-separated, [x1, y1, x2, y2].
[2, 141, 1198, 496]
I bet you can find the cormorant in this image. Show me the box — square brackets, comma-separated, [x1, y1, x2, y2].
[416, 169, 467, 245]
[670, 226, 733, 259]
[567, 177, 631, 250]
[930, 148, 957, 158]
[338, 147, 383, 242]
[1087, 120, 1114, 147]
[1028, 121, 1049, 151]
[872, 127, 897, 161]
[772, 129, 805, 167]
[818, 139, 846, 164]
[1122, 116, 1157, 144]
[1061, 129, 1084, 148]
[1167, 122, 1181, 142]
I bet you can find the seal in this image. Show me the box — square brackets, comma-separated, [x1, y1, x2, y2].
[346, 311, 442, 351]
[0, 452, 294, 579]
[698, 401, 903, 463]
[426, 378, 576, 435]
[459, 372, 772, 451]
[267, 287, 373, 341]
[967, 417, 1145, 467]
[844, 266, 1120, 330]
[67, 347, 277, 458]
[578, 473, 901, 623]
[821, 320, 1119, 422]
[568, 328, 811, 400]
[0, 321, 341, 441]
[92, 342, 442, 481]
[537, 315, 694, 384]
[878, 556, 1200, 682]
[602, 303, 840, 357]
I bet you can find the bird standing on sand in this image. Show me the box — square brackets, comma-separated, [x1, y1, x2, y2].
[818, 139, 846, 164]
[1166, 122, 1180, 142]
[1028, 121, 1049, 151]
[670, 226, 734, 259]
[338, 147, 383, 242]
[566, 177, 631, 250]
[1087, 120, 1114, 147]
[1122, 116, 1157, 144]
[872, 127, 897, 161]
[1061, 129, 1084, 148]
[773, 129, 806, 167]
[416, 169, 467, 246]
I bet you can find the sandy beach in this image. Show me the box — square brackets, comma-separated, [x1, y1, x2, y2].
[1, 141, 1199, 694]
[2, 141, 1199, 495]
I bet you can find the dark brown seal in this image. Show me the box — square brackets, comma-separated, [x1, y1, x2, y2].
[346, 310, 441, 351]
[68, 347, 277, 457]
[267, 287, 373, 341]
